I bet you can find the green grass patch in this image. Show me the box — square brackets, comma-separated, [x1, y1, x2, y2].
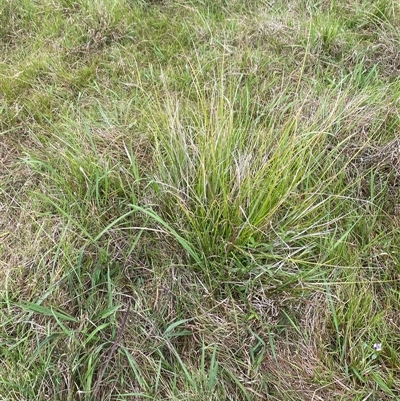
[1, 0, 400, 400]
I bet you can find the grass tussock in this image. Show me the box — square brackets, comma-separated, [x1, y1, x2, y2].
[1, 0, 400, 400]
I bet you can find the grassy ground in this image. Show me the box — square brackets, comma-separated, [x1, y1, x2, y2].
[1, 0, 400, 400]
